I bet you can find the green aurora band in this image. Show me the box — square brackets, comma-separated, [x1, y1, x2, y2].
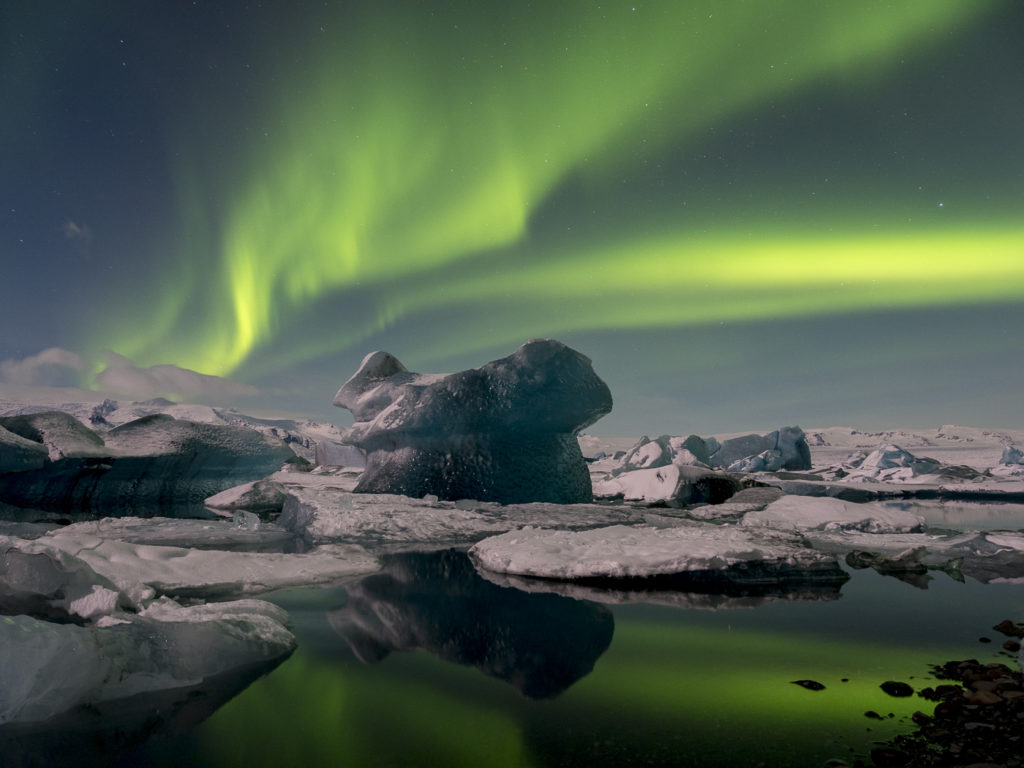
[98, 0, 1019, 380]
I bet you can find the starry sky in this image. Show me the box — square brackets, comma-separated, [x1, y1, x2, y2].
[2, 0, 1023, 435]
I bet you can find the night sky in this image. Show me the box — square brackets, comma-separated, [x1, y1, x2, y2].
[2, 1, 1022, 434]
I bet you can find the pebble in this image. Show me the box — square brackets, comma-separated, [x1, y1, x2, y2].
[858, 655, 1024, 767]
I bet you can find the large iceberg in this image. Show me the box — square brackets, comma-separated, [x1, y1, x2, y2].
[333, 339, 612, 504]
[0, 413, 300, 515]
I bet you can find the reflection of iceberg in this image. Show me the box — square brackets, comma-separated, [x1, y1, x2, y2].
[327, 549, 614, 699]
[476, 569, 844, 609]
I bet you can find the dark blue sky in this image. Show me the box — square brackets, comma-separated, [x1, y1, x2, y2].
[2, 1, 1023, 434]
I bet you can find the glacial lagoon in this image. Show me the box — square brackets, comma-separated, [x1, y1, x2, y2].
[74, 501, 1024, 767]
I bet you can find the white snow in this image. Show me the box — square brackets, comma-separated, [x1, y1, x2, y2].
[742, 495, 926, 533]
[469, 523, 840, 580]
[593, 463, 685, 502]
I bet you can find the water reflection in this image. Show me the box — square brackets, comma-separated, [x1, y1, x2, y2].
[328, 549, 614, 698]
[476, 568, 846, 609]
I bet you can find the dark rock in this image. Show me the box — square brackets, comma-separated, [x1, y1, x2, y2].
[993, 619, 1024, 638]
[864, 656, 1024, 766]
[880, 681, 914, 697]
[334, 339, 612, 503]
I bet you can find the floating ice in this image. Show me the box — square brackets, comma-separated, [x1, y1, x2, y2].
[742, 495, 927, 534]
[0, 425, 48, 474]
[0, 597, 294, 727]
[0, 414, 299, 514]
[0, 411, 107, 461]
[277, 481, 646, 550]
[592, 463, 740, 505]
[469, 522, 848, 586]
[333, 339, 613, 503]
[3, 530, 378, 599]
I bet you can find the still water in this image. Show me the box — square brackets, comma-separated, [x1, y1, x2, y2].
[119, 529, 1024, 768]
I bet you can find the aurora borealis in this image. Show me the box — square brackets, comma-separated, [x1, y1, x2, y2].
[2, 1, 1022, 433]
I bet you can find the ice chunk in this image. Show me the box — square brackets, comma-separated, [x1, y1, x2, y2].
[832, 443, 990, 484]
[991, 445, 1024, 477]
[606, 427, 811, 478]
[6, 531, 378, 599]
[0, 425, 49, 474]
[742, 495, 927, 534]
[859, 444, 918, 470]
[333, 339, 613, 503]
[1001, 445, 1024, 465]
[0, 545, 127, 621]
[277, 482, 645, 549]
[0, 416, 298, 514]
[592, 463, 740, 506]
[0, 597, 294, 726]
[469, 523, 849, 586]
[204, 477, 289, 515]
[0, 411, 107, 460]
[52, 516, 300, 553]
[727, 449, 784, 473]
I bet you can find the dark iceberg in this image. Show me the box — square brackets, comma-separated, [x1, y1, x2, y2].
[334, 339, 612, 503]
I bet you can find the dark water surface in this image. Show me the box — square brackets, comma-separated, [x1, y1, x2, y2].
[115, 543, 1024, 768]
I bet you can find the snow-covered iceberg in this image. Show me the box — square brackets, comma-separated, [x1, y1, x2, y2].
[827, 443, 989, 484]
[592, 463, 741, 506]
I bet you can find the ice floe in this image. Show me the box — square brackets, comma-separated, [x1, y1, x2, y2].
[277, 482, 649, 550]
[469, 523, 849, 586]
[741, 495, 927, 533]
[2, 530, 378, 599]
